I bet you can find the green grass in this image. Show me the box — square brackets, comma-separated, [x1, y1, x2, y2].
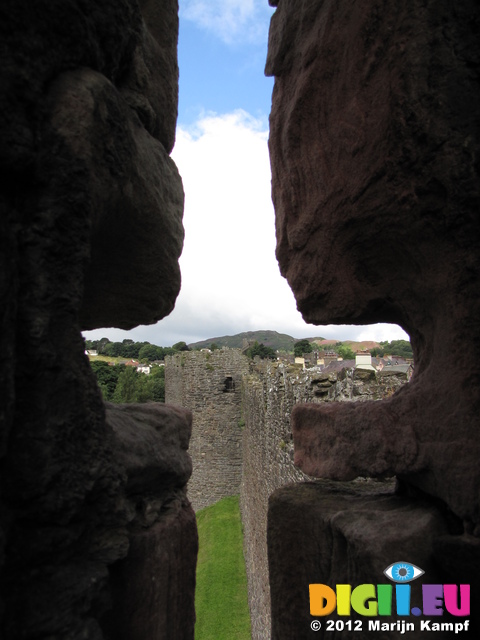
[195, 496, 251, 640]
[87, 354, 126, 364]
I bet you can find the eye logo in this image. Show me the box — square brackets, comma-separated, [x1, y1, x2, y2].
[384, 561, 424, 583]
[309, 561, 470, 619]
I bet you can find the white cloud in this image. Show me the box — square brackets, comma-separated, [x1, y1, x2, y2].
[355, 324, 409, 343]
[180, 0, 272, 44]
[83, 110, 410, 348]
[166, 110, 312, 341]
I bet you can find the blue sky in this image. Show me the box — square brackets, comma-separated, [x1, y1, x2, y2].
[84, 1, 409, 347]
[177, 11, 273, 125]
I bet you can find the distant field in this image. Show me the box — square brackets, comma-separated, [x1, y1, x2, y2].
[195, 496, 251, 640]
[87, 355, 126, 364]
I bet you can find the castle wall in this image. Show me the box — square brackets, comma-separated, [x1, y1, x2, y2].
[165, 351, 409, 639]
[240, 362, 409, 640]
[165, 349, 249, 511]
[240, 363, 310, 640]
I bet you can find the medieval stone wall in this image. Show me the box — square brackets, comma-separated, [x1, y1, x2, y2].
[165, 349, 250, 511]
[240, 362, 410, 640]
[165, 348, 410, 638]
[240, 363, 311, 640]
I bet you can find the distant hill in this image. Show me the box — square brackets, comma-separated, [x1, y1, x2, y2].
[310, 338, 382, 350]
[344, 340, 382, 351]
[189, 331, 383, 353]
[310, 339, 338, 347]
[188, 331, 297, 352]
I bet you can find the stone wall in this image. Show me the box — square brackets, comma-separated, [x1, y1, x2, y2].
[165, 349, 250, 511]
[266, 0, 480, 636]
[240, 362, 409, 640]
[241, 363, 311, 640]
[0, 1, 197, 638]
[164, 348, 410, 638]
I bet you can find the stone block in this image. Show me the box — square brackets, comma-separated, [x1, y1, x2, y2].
[104, 503, 198, 640]
[268, 482, 477, 639]
[266, 0, 480, 527]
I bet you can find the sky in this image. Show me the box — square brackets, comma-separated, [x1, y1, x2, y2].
[84, 0, 409, 347]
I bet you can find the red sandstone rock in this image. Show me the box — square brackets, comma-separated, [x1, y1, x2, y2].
[44, 67, 184, 331]
[267, 0, 480, 526]
[0, 1, 193, 637]
[104, 503, 198, 640]
[107, 402, 193, 497]
[268, 482, 464, 640]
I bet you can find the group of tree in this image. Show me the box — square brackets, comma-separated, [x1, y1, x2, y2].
[293, 339, 313, 358]
[90, 360, 166, 403]
[329, 341, 412, 360]
[370, 340, 413, 358]
[335, 343, 356, 360]
[292, 339, 412, 360]
[245, 341, 276, 360]
[293, 339, 357, 359]
[85, 338, 190, 361]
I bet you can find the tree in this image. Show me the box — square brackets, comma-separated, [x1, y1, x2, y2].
[336, 344, 356, 360]
[85, 337, 111, 354]
[172, 341, 190, 352]
[98, 338, 111, 354]
[246, 341, 276, 360]
[294, 339, 313, 358]
[134, 374, 154, 403]
[90, 361, 121, 400]
[309, 338, 326, 351]
[145, 366, 165, 402]
[103, 341, 123, 357]
[112, 366, 139, 403]
[121, 342, 142, 358]
[139, 343, 165, 362]
[384, 340, 413, 358]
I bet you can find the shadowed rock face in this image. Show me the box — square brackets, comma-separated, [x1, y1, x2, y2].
[0, 1, 196, 638]
[266, 0, 480, 522]
[268, 482, 460, 640]
[266, 0, 479, 637]
[1, 0, 184, 333]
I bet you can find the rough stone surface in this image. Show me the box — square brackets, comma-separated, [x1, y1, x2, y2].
[241, 363, 313, 640]
[106, 402, 193, 498]
[267, 0, 480, 526]
[1, 0, 184, 333]
[240, 361, 409, 639]
[0, 1, 194, 637]
[165, 349, 249, 511]
[103, 500, 198, 640]
[104, 403, 197, 640]
[268, 482, 477, 639]
[165, 351, 411, 639]
[266, 0, 480, 636]
[43, 62, 183, 332]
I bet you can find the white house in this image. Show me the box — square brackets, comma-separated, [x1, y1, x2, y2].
[355, 351, 376, 371]
[136, 364, 151, 375]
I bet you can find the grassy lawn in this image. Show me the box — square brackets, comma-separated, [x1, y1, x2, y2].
[195, 496, 251, 640]
[90, 354, 134, 362]
[87, 354, 124, 363]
